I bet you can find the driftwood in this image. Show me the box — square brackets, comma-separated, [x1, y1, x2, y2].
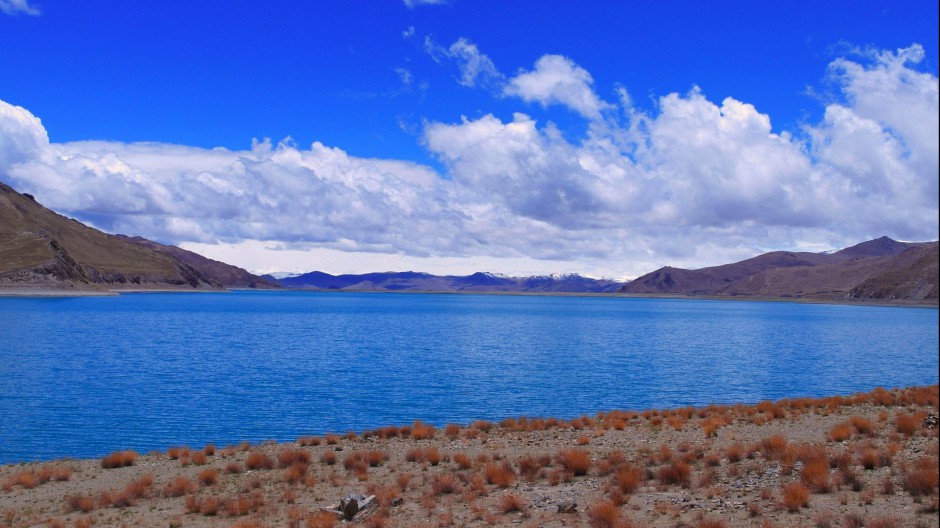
[320, 494, 377, 522]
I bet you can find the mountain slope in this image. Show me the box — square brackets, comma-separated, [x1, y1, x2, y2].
[848, 243, 939, 300]
[1, 181, 270, 291]
[620, 237, 937, 302]
[117, 236, 278, 289]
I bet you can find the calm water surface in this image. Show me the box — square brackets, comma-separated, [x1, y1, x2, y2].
[0, 291, 937, 463]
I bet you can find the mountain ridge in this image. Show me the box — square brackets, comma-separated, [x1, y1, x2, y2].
[620, 237, 938, 302]
[0, 180, 274, 291]
[265, 270, 625, 293]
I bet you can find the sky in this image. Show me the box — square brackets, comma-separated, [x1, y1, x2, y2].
[0, 1, 938, 279]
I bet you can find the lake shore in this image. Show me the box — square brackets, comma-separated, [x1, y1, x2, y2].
[1, 284, 936, 308]
[2, 386, 937, 528]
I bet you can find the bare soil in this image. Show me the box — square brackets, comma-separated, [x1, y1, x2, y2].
[2, 386, 937, 528]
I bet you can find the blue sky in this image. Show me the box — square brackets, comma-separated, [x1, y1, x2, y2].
[1, 0, 938, 278]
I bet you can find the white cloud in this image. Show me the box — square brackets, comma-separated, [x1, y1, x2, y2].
[505, 55, 611, 120]
[402, 0, 447, 9]
[424, 37, 503, 89]
[0, 0, 39, 15]
[0, 45, 936, 278]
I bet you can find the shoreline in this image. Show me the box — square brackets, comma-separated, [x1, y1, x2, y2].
[2, 284, 935, 308]
[2, 385, 937, 527]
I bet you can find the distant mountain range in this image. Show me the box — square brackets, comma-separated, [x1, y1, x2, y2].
[2, 179, 936, 302]
[0, 181, 275, 291]
[621, 236, 938, 302]
[264, 270, 624, 293]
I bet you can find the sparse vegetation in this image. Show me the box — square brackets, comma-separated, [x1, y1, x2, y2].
[0, 384, 935, 527]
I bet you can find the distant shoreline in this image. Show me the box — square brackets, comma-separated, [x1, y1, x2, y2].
[1, 285, 936, 307]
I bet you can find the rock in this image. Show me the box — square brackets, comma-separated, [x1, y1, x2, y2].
[340, 494, 365, 520]
[923, 413, 938, 429]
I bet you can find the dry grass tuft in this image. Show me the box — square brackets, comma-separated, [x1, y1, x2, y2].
[278, 449, 312, 468]
[163, 476, 197, 497]
[499, 493, 526, 513]
[484, 462, 516, 488]
[781, 482, 810, 511]
[902, 456, 939, 496]
[895, 412, 921, 436]
[245, 452, 274, 470]
[614, 465, 644, 495]
[453, 452, 472, 470]
[100, 450, 137, 469]
[657, 461, 691, 487]
[586, 499, 624, 528]
[558, 448, 591, 476]
[410, 420, 436, 440]
[827, 422, 853, 442]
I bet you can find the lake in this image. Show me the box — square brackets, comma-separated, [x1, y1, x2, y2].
[0, 291, 937, 464]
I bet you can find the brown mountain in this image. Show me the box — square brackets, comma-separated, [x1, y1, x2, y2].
[848, 243, 939, 300]
[116, 236, 278, 289]
[0, 181, 271, 291]
[621, 237, 938, 303]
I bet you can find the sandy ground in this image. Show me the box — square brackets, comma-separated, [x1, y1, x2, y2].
[1, 386, 937, 528]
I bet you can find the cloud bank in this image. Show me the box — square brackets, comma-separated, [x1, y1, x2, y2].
[0, 45, 936, 277]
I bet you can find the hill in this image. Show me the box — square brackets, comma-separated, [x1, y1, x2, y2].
[269, 270, 624, 293]
[621, 236, 938, 303]
[0, 181, 272, 291]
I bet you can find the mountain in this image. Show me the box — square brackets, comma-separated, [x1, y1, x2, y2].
[116, 236, 278, 289]
[848, 243, 939, 300]
[267, 270, 624, 293]
[620, 237, 938, 302]
[0, 181, 272, 291]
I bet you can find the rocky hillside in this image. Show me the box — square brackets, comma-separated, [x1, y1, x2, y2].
[117, 236, 278, 289]
[0, 181, 271, 291]
[621, 237, 938, 302]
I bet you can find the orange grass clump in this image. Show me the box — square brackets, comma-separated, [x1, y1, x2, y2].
[657, 461, 691, 487]
[558, 448, 591, 476]
[66, 494, 96, 513]
[100, 450, 138, 469]
[198, 468, 219, 487]
[781, 482, 810, 511]
[484, 462, 516, 488]
[245, 452, 274, 470]
[410, 420, 436, 440]
[759, 435, 788, 460]
[499, 493, 527, 513]
[453, 453, 472, 470]
[800, 456, 832, 493]
[903, 456, 939, 496]
[895, 413, 921, 436]
[163, 476, 197, 497]
[614, 465, 644, 495]
[827, 422, 853, 442]
[431, 473, 457, 495]
[278, 449, 312, 468]
[444, 423, 461, 438]
[586, 499, 624, 528]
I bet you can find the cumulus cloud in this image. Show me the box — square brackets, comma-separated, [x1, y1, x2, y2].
[504, 55, 612, 120]
[0, 0, 39, 15]
[0, 44, 936, 278]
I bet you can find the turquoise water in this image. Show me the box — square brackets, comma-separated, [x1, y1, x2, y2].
[0, 291, 937, 464]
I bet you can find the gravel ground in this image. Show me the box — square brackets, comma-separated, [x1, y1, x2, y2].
[1, 385, 937, 528]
